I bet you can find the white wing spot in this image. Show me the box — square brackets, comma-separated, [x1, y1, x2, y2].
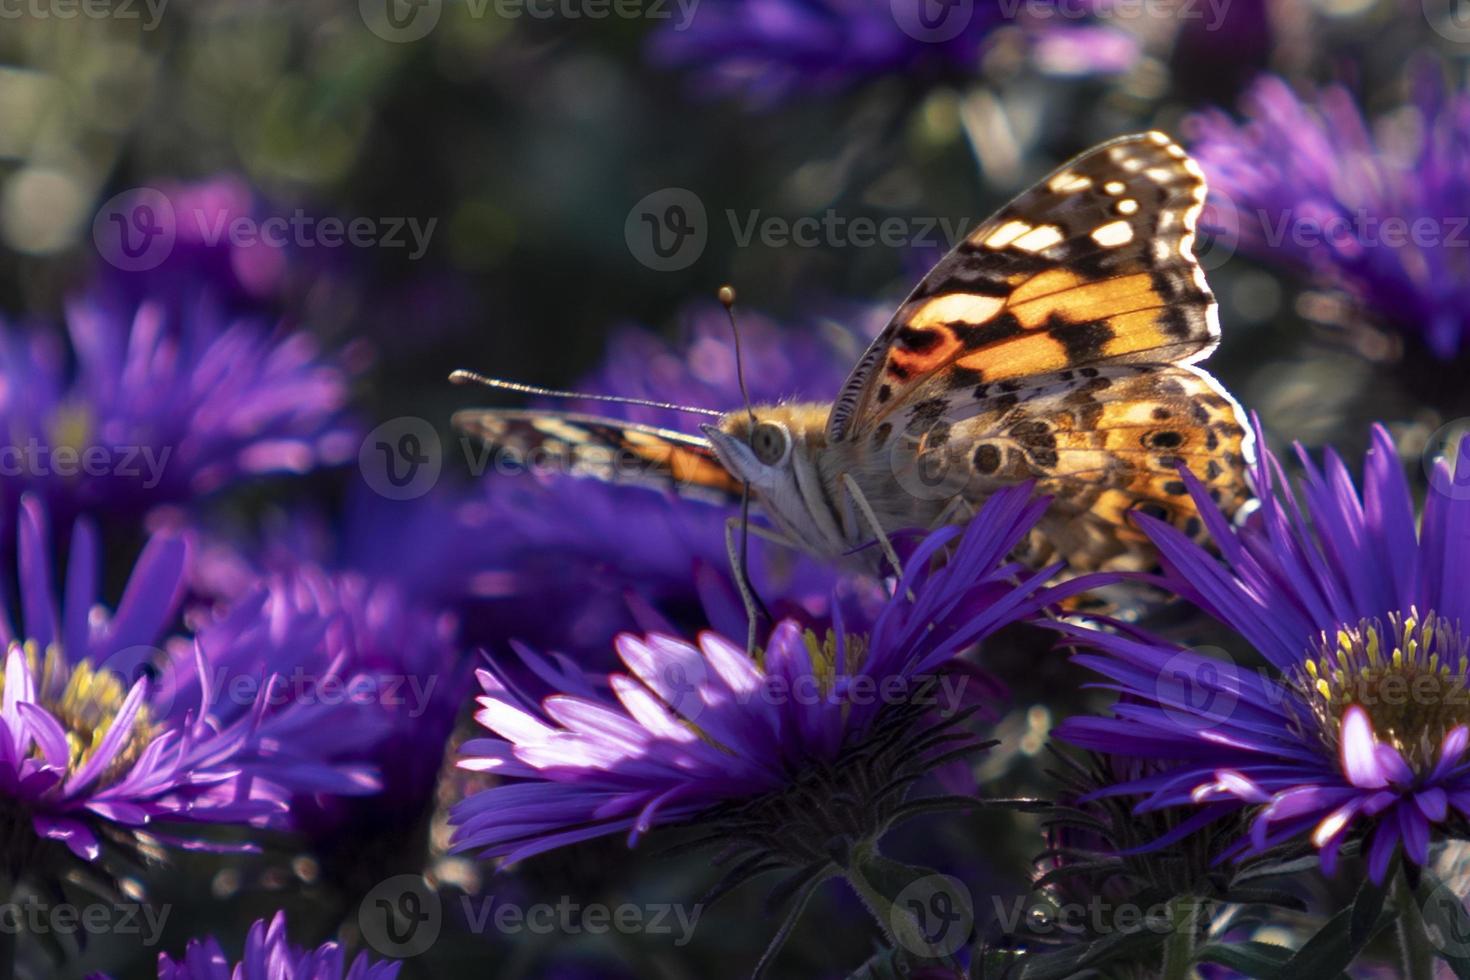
[1048, 171, 1093, 193]
[981, 219, 1031, 249]
[1104, 180, 1126, 195]
[909, 293, 1006, 328]
[1116, 198, 1140, 215]
[1013, 225, 1065, 253]
[1091, 220, 1134, 248]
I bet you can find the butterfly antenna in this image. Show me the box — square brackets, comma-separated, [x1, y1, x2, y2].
[719, 285, 772, 653]
[448, 370, 724, 418]
[719, 285, 758, 429]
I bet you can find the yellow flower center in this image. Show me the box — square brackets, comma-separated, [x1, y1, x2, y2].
[0, 641, 155, 782]
[1297, 609, 1470, 770]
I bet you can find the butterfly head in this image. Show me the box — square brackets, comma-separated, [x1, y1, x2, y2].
[701, 403, 829, 515]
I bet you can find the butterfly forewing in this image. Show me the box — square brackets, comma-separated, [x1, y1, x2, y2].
[827, 131, 1218, 442]
[452, 409, 743, 505]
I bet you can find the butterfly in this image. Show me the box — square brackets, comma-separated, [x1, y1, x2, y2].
[453, 132, 1254, 601]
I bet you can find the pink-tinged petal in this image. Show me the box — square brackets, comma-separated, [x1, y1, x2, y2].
[1311, 797, 1365, 849]
[34, 815, 100, 861]
[473, 698, 556, 745]
[1212, 769, 1271, 803]
[15, 703, 69, 769]
[1417, 787, 1449, 822]
[1340, 706, 1388, 789]
[1433, 726, 1470, 781]
[609, 675, 697, 744]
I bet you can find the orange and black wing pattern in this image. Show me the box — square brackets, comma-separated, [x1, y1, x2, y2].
[827, 132, 1219, 442]
[452, 410, 743, 505]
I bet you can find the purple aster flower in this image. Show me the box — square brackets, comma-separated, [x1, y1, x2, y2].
[451, 485, 1067, 867]
[1057, 423, 1470, 883]
[95, 177, 293, 313]
[0, 495, 377, 880]
[159, 565, 462, 845]
[645, 0, 1001, 105]
[156, 910, 399, 980]
[1187, 65, 1470, 358]
[0, 288, 360, 524]
[645, 0, 1134, 106]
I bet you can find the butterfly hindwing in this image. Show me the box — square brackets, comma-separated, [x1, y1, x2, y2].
[846, 363, 1251, 573]
[828, 131, 1217, 442]
[451, 409, 743, 505]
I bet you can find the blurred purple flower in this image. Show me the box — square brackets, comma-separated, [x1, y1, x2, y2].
[97, 177, 291, 312]
[646, 0, 995, 105]
[156, 910, 399, 980]
[0, 290, 360, 523]
[0, 496, 376, 874]
[161, 564, 466, 845]
[1187, 66, 1470, 358]
[1057, 424, 1470, 883]
[647, 0, 1136, 106]
[451, 486, 1069, 865]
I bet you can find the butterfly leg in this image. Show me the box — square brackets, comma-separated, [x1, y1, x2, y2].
[725, 492, 775, 655]
[840, 473, 915, 601]
[931, 493, 977, 529]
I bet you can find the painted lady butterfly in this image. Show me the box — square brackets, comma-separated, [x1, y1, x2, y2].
[453, 132, 1253, 595]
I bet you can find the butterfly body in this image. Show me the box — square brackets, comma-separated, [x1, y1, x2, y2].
[454, 132, 1254, 582]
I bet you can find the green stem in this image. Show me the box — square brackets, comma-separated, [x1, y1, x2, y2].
[1159, 895, 1202, 980]
[1396, 870, 1436, 980]
[841, 844, 969, 965]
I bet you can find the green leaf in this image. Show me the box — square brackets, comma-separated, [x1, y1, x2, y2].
[1015, 927, 1169, 980]
[1193, 941, 1295, 975]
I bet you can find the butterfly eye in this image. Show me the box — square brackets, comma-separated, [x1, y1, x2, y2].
[750, 421, 790, 466]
